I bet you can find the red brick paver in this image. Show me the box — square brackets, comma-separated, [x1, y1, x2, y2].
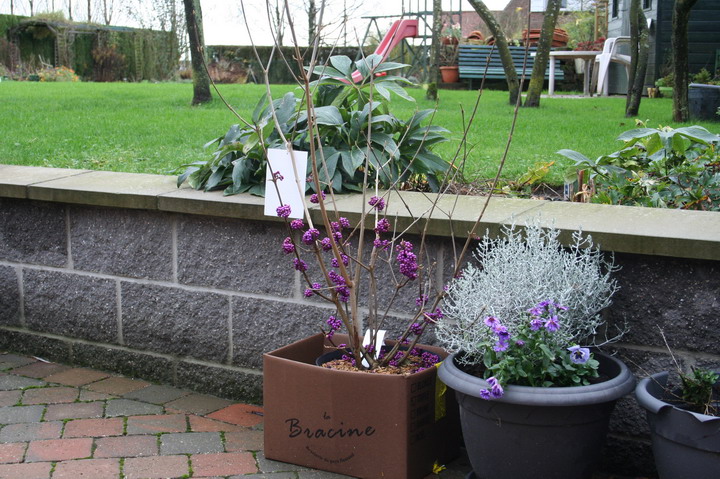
[10, 362, 69, 379]
[0, 443, 26, 464]
[94, 435, 158, 458]
[24, 438, 92, 462]
[44, 368, 109, 387]
[0, 462, 52, 479]
[206, 404, 264, 427]
[85, 377, 150, 395]
[63, 418, 124, 438]
[0, 391, 20, 408]
[123, 455, 189, 479]
[224, 429, 264, 451]
[191, 452, 257, 476]
[52, 458, 121, 479]
[126, 414, 187, 434]
[21, 387, 78, 405]
[43, 402, 104, 421]
[188, 415, 245, 433]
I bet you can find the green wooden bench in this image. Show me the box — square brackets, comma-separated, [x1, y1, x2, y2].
[458, 44, 564, 81]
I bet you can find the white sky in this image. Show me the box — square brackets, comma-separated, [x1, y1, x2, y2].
[1, 0, 512, 46]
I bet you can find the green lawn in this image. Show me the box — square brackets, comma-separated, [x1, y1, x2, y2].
[1, 81, 718, 186]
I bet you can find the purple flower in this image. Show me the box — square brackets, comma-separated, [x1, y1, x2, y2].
[374, 238, 390, 250]
[290, 219, 305, 230]
[568, 345, 591, 364]
[273, 171, 284, 181]
[486, 377, 504, 398]
[303, 288, 314, 297]
[515, 340, 525, 347]
[410, 322, 423, 335]
[374, 218, 390, 234]
[491, 382, 504, 398]
[484, 316, 500, 329]
[332, 231, 343, 243]
[544, 316, 560, 332]
[416, 294, 429, 307]
[282, 237, 295, 254]
[494, 325, 510, 340]
[302, 228, 320, 245]
[368, 195, 386, 211]
[310, 191, 326, 204]
[276, 204, 292, 218]
[530, 318, 543, 331]
[479, 389, 491, 400]
[330, 221, 341, 232]
[293, 258, 308, 272]
[396, 240, 418, 280]
[493, 340, 509, 352]
[421, 352, 440, 367]
[339, 217, 351, 229]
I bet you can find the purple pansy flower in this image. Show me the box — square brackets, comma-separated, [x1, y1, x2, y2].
[568, 345, 591, 364]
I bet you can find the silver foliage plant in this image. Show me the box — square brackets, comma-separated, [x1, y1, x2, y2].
[436, 222, 620, 365]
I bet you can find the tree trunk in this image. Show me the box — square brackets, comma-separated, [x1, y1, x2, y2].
[183, 0, 212, 105]
[672, 0, 699, 122]
[626, 0, 650, 117]
[428, 0, 442, 90]
[87, 0, 91, 22]
[467, 0, 520, 104]
[524, 0, 562, 107]
[308, 0, 317, 47]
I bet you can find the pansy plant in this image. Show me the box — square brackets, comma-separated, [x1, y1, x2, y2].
[478, 301, 600, 399]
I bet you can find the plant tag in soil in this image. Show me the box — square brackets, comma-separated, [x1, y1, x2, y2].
[264, 148, 308, 219]
[362, 329, 386, 367]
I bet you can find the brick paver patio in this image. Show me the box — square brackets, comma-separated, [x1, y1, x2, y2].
[0, 352, 475, 479]
[0, 352, 641, 479]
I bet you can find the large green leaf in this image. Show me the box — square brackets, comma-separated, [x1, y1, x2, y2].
[557, 149, 593, 166]
[330, 56, 353, 77]
[616, 128, 658, 142]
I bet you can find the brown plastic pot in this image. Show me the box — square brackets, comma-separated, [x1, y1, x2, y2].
[263, 333, 460, 479]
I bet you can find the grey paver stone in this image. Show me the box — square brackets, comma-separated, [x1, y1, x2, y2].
[255, 452, 309, 474]
[0, 405, 44, 424]
[123, 385, 190, 404]
[160, 432, 223, 455]
[296, 471, 356, 479]
[231, 473, 298, 479]
[0, 421, 63, 442]
[0, 375, 45, 391]
[104, 399, 163, 417]
[164, 394, 232, 415]
[0, 355, 36, 370]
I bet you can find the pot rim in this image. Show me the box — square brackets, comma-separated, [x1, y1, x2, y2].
[635, 370, 720, 423]
[438, 351, 635, 406]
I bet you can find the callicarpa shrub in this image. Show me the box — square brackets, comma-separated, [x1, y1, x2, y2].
[436, 222, 620, 365]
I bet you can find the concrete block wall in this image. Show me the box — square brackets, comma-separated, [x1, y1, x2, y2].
[1, 165, 720, 476]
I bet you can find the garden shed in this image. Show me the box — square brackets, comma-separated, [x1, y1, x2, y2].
[607, 0, 720, 93]
[2, 14, 179, 81]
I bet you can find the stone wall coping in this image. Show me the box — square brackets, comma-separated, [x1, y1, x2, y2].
[2, 164, 718, 261]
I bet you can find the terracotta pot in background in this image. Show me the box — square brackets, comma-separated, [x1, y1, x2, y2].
[440, 66, 459, 83]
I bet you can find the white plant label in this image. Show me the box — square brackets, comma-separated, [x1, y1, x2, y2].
[362, 329, 386, 367]
[264, 148, 308, 220]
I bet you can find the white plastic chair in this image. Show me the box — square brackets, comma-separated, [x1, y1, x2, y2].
[592, 37, 632, 96]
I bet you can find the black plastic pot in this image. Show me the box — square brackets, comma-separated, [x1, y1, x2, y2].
[688, 83, 720, 121]
[635, 371, 720, 479]
[438, 352, 635, 479]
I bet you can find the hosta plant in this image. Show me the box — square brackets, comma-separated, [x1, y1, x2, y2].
[177, 54, 452, 196]
[436, 223, 620, 397]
